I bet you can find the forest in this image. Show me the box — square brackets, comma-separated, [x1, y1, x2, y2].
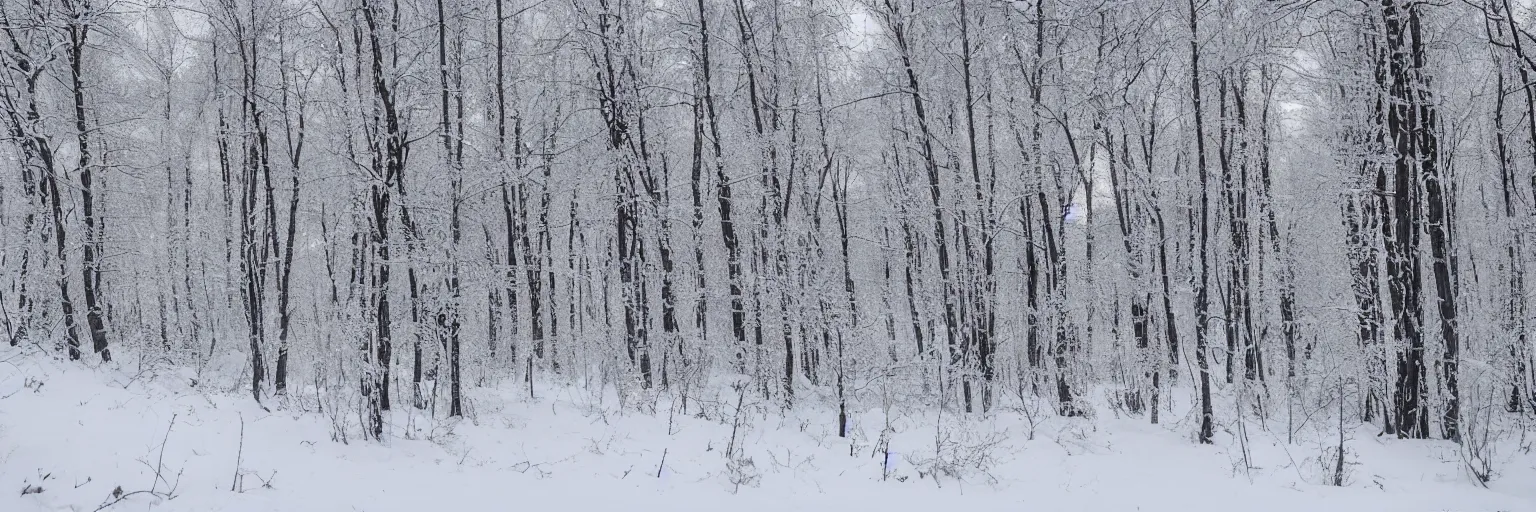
[2, 0, 1536, 503]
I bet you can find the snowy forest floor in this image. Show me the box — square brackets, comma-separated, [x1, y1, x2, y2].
[2, 344, 1533, 512]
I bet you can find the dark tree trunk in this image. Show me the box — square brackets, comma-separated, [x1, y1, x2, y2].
[883, 0, 961, 407]
[1109, 124, 1152, 415]
[360, 0, 408, 437]
[587, 0, 652, 387]
[692, 0, 746, 368]
[437, 0, 465, 417]
[274, 39, 306, 395]
[1188, 0, 1215, 444]
[833, 167, 855, 435]
[0, 47, 56, 351]
[541, 121, 560, 368]
[958, 0, 996, 411]
[41, 139, 85, 360]
[66, 4, 110, 362]
[1382, 0, 1431, 439]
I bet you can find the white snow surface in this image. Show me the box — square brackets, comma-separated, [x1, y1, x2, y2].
[2, 345, 1533, 512]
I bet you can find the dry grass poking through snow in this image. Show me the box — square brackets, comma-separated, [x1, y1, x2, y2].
[2, 344, 1534, 512]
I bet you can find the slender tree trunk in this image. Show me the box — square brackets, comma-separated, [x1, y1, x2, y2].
[883, 0, 961, 408]
[438, 0, 464, 417]
[696, 0, 746, 367]
[1188, 0, 1215, 444]
[66, 2, 109, 362]
[274, 32, 306, 395]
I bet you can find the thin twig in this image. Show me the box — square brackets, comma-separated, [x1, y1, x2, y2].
[152, 414, 177, 493]
[93, 489, 164, 512]
[231, 413, 244, 492]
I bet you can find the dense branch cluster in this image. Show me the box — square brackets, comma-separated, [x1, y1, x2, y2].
[1, 0, 1532, 444]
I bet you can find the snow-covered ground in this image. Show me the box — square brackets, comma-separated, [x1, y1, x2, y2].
[2, 344, 1532, 512]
